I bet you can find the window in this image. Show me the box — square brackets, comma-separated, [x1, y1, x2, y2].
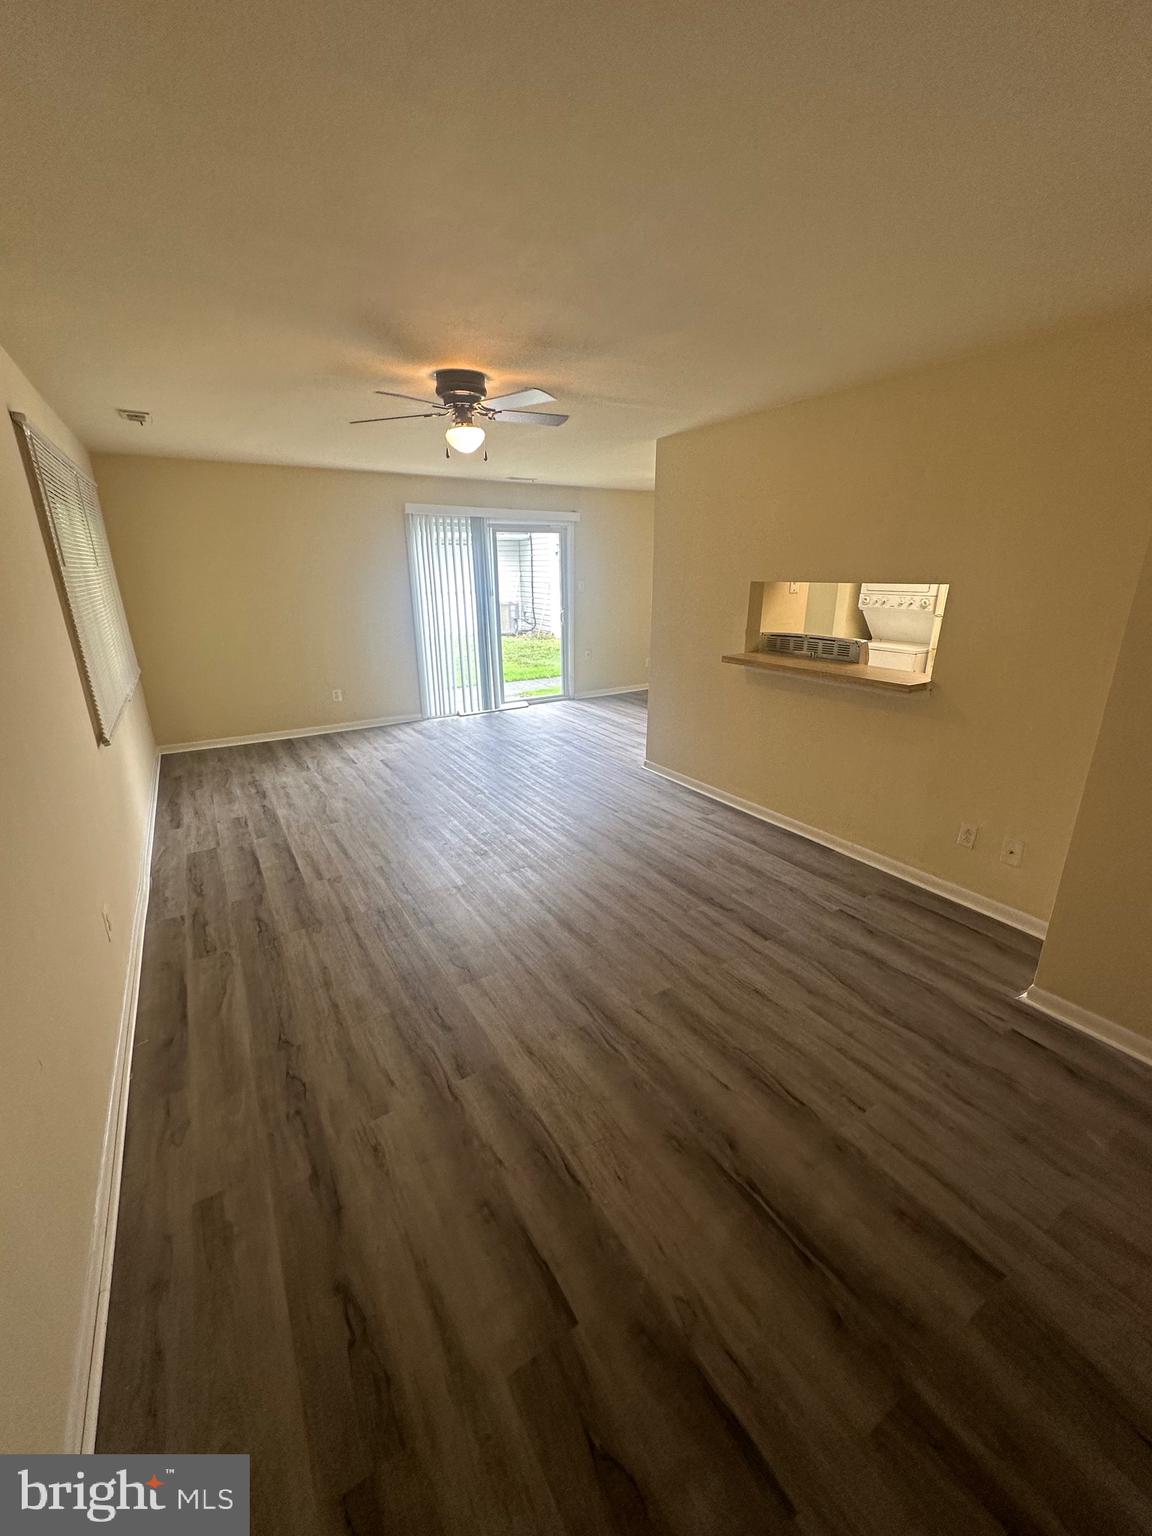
[12, 412, 140, 743]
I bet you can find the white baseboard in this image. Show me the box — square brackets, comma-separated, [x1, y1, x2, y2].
[159, 711, 422, 755]
[66, 749, 161, 1454]
[1017, 985, 1152, 1068]
[575, 684, 649, 699]
[643, 760, 1048, 939]
[163, 700, 652, 750]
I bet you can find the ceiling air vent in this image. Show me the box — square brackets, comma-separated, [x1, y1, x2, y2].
[116, 408, 152, 426]
[760, 631, 865, 664]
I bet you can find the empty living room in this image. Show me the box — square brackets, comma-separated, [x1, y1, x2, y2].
[3, 2, 1152, 1531]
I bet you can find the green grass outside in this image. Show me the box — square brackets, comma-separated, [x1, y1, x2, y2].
[451, 633, 562, 690]
[501, 633, 561, 681]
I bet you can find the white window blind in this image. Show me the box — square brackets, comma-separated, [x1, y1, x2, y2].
[406, 512, 495, 717]
[12, 412, 140, 744]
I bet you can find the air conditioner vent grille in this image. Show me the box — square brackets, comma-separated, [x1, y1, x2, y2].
[759, 632, 865, 664]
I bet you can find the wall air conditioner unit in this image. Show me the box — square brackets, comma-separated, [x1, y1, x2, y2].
[759, 632, 868, 664]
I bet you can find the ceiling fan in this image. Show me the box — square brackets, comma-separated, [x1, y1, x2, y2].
[351, 368, 568, 459]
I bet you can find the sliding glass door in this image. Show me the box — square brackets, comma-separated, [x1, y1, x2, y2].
[407, 511, 572, 718]
[489, 525, 570, 706]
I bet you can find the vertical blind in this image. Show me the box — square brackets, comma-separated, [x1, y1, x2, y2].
[12, 412, 140, 744]
[406, 512, 495, 717]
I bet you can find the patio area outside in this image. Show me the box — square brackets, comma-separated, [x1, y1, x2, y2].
[502, 632, 562, 699]
[497, 530, 564, 700]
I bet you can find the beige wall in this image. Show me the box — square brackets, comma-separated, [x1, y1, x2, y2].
[1034, 531, 1152, 1037]
[94, 456, 654, 747]
[0, 344, 155, 1449]
[756, 581, 809, 636]
[648, 304, 1152, 922]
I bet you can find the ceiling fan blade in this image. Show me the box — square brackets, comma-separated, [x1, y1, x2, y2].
[374, 389, 442, 406]
[490, 410, 569, 427]
[349, 411, 442, 424]
[483, 387, 555, 411]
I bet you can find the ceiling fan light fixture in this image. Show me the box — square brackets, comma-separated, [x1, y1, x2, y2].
[445, 421, 486, 455]
[353, 368, 566, 454]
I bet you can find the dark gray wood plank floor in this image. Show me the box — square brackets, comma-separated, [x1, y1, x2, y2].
[98, 693, 1152, 1534]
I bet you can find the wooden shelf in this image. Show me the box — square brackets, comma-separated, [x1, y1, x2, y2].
[722, 650, 932, 693]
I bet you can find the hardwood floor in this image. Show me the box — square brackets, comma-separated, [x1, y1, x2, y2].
[98, 694, 1152, 1534]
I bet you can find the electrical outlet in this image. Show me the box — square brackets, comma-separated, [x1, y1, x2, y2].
[956, 822, 979, 850]
[101, 905, 113, 942]
[1001, 835, 1025, 867]
[788, 581, 800, 594]
[331, 688, 343, 703]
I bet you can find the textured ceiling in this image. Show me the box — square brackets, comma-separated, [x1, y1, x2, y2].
[2, 0, 1150, 489]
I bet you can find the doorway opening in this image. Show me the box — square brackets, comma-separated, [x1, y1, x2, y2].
[407, 510, 573, 718]
[492, 526, 566, 704]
